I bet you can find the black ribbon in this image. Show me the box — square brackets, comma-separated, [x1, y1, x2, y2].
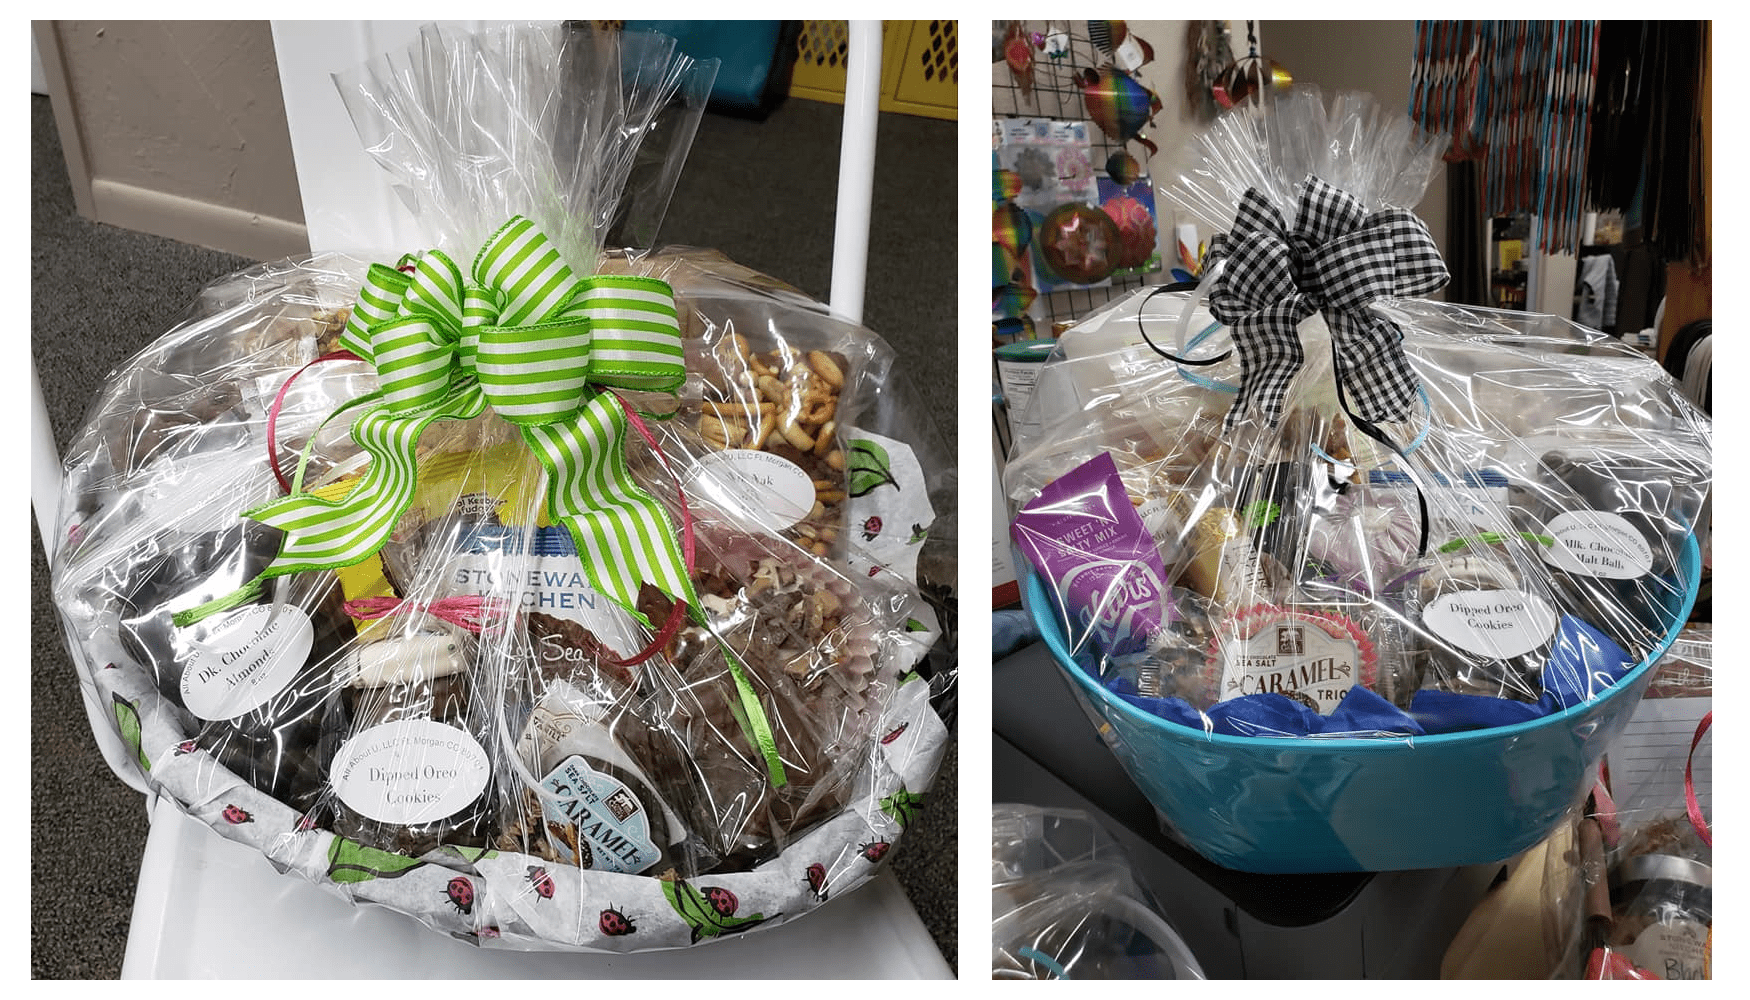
[1135, 281, 1232, 367]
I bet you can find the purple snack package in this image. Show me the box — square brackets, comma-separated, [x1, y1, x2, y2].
[1011, 452, 1174, 663]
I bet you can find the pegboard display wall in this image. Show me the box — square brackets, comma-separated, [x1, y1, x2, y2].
[993, 21, 1161, 330]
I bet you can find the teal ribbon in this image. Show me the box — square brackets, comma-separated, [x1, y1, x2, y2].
[177, 216, 788, 787]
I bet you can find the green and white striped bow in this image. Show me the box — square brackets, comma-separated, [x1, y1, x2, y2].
[178, 216, 788, 788]
[186, 216, 690, 621]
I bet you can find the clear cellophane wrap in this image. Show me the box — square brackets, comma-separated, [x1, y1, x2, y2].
[49, 22, 952, 951]
[1006, 88, 1709, 741]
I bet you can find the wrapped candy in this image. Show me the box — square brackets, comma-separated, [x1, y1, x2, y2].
[49, 23, 952, 952]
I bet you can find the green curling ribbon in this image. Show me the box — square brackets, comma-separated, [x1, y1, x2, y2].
[178, 216, 787, 788]
[1436, 531, 1557, 554]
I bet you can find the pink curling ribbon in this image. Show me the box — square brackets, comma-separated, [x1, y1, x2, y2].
[266, 350, 362, 494]
[1686, 711, 1711, 847]
[344, 595, 511, 635]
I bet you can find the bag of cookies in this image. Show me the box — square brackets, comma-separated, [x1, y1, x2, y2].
[48, 22, 952, 952]
[1005, 87, 1710, 741]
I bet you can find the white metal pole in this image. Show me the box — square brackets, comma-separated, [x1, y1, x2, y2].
[830, 20, 882, 326]
[32, 360, 61, 568]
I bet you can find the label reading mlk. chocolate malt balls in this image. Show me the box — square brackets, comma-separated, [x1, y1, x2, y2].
[1214, 608, 1371, 714]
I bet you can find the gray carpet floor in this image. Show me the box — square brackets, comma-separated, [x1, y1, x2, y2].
[31, 90, 957, 978]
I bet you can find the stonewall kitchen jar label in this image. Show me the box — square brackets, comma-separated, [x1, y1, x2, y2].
[329, 719, 491, 825]
[1423, 589, 1559, 659]
[684, 449, 816, 534]
[1212, 607, 1375, 714]
[181, 604, 313, 722]
[1539, 509, 1654, 580]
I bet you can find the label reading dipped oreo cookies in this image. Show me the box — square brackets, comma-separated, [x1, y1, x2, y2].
[330, 719, 490, 825]
[181, 604, 313, 721]
[1424, 589, 1559, 659]
[684, 449, 816, 533]
[537, 755, 661, 874]
[1540, 510, 1654, 580]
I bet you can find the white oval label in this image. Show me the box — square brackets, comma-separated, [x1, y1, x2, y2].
[683, 449, 816, 533]
[1539, 510, 1653, 580]
[1424, 589, 1559, 659]
[181, 605, 313, 721]
[329, 719, 491, 825]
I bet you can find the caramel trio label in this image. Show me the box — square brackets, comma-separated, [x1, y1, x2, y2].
[1213, 608, 1374, 715]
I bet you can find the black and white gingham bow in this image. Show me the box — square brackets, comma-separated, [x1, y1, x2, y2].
[1205, 176, 1449, 431]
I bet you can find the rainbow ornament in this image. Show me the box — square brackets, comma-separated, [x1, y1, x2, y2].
[1105, 151, 1142, 186]
[1038, 203, 1122, 285]
[993, 282, 1038, 318]
[993, 168, 1023, 204]
[1102, 195, 1157, 270]
[993, 202, 1033, 260]
[1080, 66, 1163, 157]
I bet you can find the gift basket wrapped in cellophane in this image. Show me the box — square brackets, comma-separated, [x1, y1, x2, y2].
[991, 805, 1205, 980]
[48, 22, 954, 951]
[1003, 87, 1708, 874]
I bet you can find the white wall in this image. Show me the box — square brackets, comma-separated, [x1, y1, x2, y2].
[1260, 21, 1447, 265]
[38, 20, 308, 260]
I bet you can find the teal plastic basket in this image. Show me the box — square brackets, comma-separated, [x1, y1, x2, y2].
[1028, 534, 1700, 873]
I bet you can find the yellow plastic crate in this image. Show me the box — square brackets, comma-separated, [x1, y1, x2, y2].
[790, 20, 958, 121]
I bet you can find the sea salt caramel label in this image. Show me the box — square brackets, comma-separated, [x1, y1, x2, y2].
[1424, 589, 1558, 659]
[181, 605, 312, 721]
[1540, 510, 1653, 580]
[1215, 610, 1365, 714]
[330, 719, 490, 825]
[537, 755, 661, 874]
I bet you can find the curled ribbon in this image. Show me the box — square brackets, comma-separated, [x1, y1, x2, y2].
[344, 595, 510, 635]
[1206, 175, 1450, 431]
[179, 216, 788, 787]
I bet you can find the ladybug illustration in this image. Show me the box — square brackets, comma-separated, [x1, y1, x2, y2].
[173, 740, 200, 756]
[102, 661, 119, 670]
[477, 926, 501, 939]
[526, 865, 555, 900]
[862, 516, 883, 541]
[443, 875, 475, 915]
[859, 840, 891, 863]
[881, 722, 909, 745]
[803, 863, 828, 901]
[867, 565, 881, 578]
[221, 804, 252, 825]
[702, 886, 739, 917]
[599, 906, 637, 936]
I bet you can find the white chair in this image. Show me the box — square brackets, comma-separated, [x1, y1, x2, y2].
[34, 21, 952, 978]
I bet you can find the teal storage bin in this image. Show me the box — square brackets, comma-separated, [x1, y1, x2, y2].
[625, 20, 799, 118]
[1026, 534, 1700, 874]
